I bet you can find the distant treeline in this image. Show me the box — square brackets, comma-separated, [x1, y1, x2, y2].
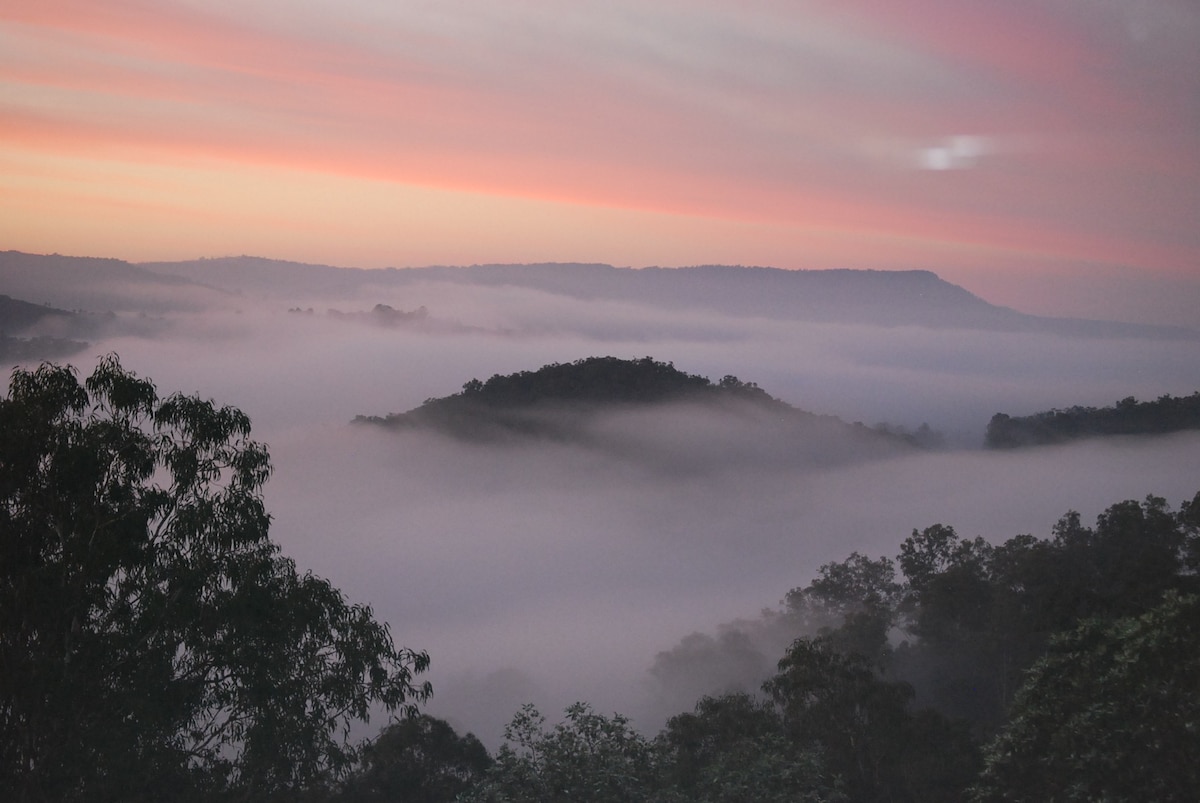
[986, 392, 1200, 448]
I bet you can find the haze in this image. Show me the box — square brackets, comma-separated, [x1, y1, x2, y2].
[9, 263, 1198, 746]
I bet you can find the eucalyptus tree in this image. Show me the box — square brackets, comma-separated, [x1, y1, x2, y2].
[0, 357, 430, 801]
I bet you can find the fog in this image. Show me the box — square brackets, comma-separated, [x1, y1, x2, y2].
[12, 274, 1200, 746]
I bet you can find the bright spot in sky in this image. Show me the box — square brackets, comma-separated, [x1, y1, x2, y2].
[919, 135, 990, 171]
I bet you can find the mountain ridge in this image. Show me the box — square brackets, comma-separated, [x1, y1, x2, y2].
[3, 250, 1195, 340]
[135, 256, 1200, 338]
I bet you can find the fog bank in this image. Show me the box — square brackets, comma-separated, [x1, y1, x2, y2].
[8, 275, 1200, 746]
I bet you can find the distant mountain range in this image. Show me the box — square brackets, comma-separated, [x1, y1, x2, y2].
[3, 250, 1196, 341]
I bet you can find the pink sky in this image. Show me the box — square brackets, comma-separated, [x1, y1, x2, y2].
[2, 0, 1198, 322]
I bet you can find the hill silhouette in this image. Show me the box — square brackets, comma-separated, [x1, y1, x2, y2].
[0, 294, 90, 362]
[355, 357, 916, 471]
[142, 257, 1198, 339]
[358, 357, 785, 429]
[9, 251, 1194, 339]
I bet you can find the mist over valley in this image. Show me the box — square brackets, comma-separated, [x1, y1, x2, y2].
[4, 251, 1200, 747]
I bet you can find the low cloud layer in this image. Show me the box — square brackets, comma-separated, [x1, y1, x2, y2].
[262, 422, 1200, 743]
[9, 276, 1200, 745]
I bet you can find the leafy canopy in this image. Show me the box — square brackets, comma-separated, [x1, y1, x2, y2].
[0, 356, 430, 801]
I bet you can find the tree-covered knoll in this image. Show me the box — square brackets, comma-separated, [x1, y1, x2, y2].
[986, 391, 1200, 447]
[359, 356, 776, 425]
[355, 356, 915, 450]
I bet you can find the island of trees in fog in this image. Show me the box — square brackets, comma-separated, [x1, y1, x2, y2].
[987, 392, 1200, 448]
[355, 356, 926, 449]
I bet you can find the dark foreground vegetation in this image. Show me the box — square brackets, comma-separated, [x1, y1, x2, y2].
[4, 357, 1198, 801]
[987, 392, 1200, 447]
[1, 358, 430, 802]
[333, 488, 1199, 803]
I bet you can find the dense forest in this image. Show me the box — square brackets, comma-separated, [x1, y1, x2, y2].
[986, 392, 1200, 448]
[3, 357, 1198, 801]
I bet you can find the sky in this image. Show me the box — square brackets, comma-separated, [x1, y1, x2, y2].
[2, 0, 1199, 323]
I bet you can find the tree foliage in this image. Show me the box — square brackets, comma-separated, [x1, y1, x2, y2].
[971, 592, 1200, 802]
[463, 703, 660, 803]
[340, 714, 490, 802]
[0, 357, 430, 801]
[657, 693, 839, 803]
[765, 637, 978, 803]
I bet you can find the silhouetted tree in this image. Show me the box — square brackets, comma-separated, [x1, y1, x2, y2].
[340, 714, 490, 802]
[0, 357, 430, 801]
[658, 693, 838, 802]
[464, 703, 659, 803]
[765, 638, 978, 803]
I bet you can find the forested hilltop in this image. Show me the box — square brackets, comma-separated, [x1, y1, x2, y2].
[354, 356, 926, 452]
[357, 356, 784, 428]
[987, 392, 1200, 447]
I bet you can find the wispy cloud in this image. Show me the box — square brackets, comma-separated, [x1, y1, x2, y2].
[2, 0, 1197, 315]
